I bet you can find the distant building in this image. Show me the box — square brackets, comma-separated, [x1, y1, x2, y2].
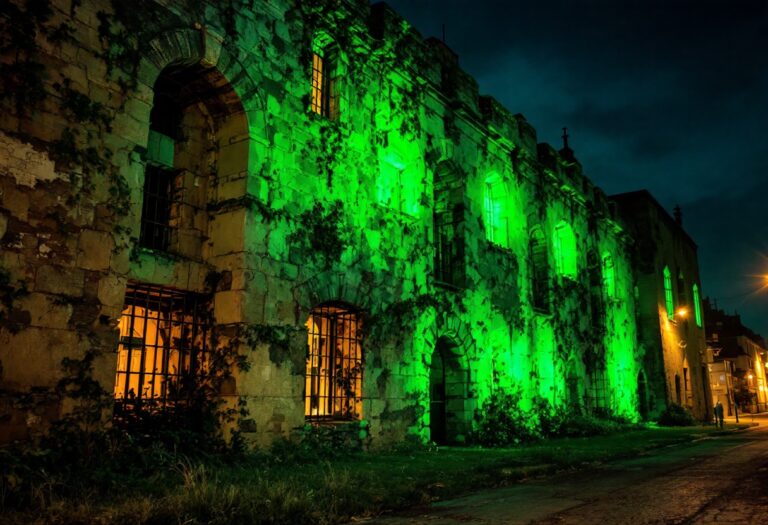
[611, 192, 711, 421]
[705, 300, 768, 415]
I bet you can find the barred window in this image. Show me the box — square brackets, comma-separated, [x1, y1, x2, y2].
[139, 165, 178, 251]
[114, 283, 211, 417]
[586, 369, 608, 412]
[305, 304, 363, 420]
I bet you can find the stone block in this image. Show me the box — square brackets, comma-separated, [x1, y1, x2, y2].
[77, 229, 114, 271]
[214, 290, 245, 325]
[97, 274, 127, 309]
[18, 293, 72, 330]
[35, 265, 84, 296]
[208, 209, 245, 256]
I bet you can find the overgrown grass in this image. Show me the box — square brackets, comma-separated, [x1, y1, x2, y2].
[1, 425, 734, 524]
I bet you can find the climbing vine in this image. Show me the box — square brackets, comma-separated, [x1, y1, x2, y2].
[288, 200, 350, 269]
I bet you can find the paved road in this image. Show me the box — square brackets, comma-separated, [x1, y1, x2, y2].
[363, 422, 768, 524]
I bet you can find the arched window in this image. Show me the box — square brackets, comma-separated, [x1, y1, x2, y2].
[529, 228, 550, 312]
[663, 266, 674, 320]
[601, 252, 616, 298]
[692, 283, 702, 327]
[310, 33, 341, 119]
[483, 173, 509, 248]
[139, 63, 246, 258]
[553, 222, 577, 278]
[305, 303, 363, 420]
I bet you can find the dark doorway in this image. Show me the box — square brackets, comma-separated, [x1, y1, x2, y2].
[429, 346, 447, 444]
[429, 337, 469, 444]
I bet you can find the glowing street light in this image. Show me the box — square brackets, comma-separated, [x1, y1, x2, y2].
[676, 307, 688, 319]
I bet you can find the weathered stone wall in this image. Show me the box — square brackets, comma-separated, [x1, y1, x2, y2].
[612, 191, 711, 420]
[0, 0, 647, 446]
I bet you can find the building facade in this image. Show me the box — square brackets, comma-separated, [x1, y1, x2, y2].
[2, 0, 654, 446]
[705, 300, 768, 415]
[611, 192, 712, 420]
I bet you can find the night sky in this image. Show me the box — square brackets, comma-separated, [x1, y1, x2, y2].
[379, 0, 768, 337]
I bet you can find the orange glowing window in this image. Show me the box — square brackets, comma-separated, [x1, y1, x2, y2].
[310, 51, 339, 119]
[305, 303, 363, 420]
[113, 283, 211, 417]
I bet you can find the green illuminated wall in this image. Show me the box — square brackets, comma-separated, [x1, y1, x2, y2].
[0, 0, 649, 445]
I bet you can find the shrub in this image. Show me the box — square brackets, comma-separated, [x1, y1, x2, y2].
[472, 392, 540, 446]
[269, 421, 368, 463]
[657, 403, 696, 426]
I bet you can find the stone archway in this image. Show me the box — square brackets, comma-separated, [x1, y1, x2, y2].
[429, 336, 470, 445]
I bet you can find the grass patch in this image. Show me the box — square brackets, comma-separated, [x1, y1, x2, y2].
[1, 425, 735, 524]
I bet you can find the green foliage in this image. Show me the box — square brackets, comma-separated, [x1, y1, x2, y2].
[0, 0, 51, 116]
[1, 425, 724, 523]
[54, 79, 112, 129]
[288, 200, 349, 269]
[473, 394, 636, 447]
[657, 403, 696, 426]
[472, 391, 539, 446]
[269, 421, 369, 463]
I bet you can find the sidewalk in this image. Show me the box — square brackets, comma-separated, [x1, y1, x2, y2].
[723, 411, 768, 426]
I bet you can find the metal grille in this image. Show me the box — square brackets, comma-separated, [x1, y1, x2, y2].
[305, 304, 363, 421]
[434, 211, 465, 288]
[114, 283, 211, 417]
[586, 370, 609, 412]
[530, 231, 550, 312]
[139, 165, 178, 251]
[310, 52, 339, 119]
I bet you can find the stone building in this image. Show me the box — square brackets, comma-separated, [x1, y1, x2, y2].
[2, 0, 650, 446]
[610, 192, 712, 420]
[705, 300, 768, 415]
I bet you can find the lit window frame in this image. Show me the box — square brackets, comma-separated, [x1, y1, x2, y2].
[113, 283, 212, 418]
[305, 303, 364, 421]
[663, 266, 675, 320]
[310, 49, 340, 120]
[692, 283, 702, 327]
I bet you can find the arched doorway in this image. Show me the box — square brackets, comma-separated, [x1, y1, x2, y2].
[637, 371, 649, 420]
[429, 337, 470, 444]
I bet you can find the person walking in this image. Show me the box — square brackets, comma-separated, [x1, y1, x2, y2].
[714, 400, 725, 429]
